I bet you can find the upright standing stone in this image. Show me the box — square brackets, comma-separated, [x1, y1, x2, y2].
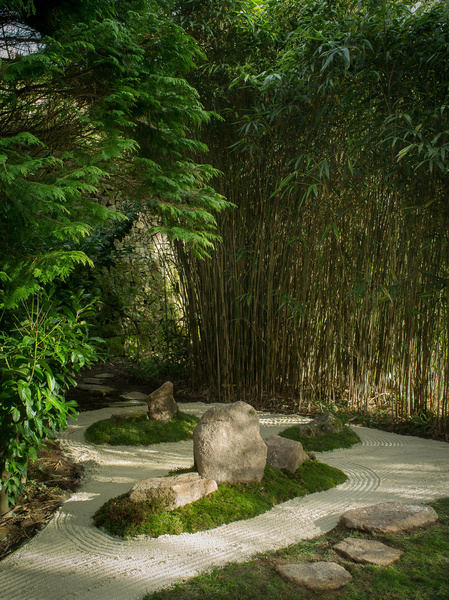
[193, 401, 267, 484]
[145, 381, 178, 423]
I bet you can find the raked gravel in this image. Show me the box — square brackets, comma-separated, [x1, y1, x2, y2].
[1, 402, 448, 600]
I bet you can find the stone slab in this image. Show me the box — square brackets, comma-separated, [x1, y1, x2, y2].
[277, 561, 352, 591]
[76, 384, 116, 396]
[96, 373, 115, 379]
[129, 472, 218, 509]
[333, 537, 403, 566]
[340, 502, 439, 534]
[120, 391, 148, 401]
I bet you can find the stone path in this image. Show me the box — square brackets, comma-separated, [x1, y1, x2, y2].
[1, 402, 448, 600]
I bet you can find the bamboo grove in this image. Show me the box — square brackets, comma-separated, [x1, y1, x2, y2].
[173, 0, 449, 436]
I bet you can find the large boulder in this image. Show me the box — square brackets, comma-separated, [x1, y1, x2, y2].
[129, 473, 218, 509]
[264, 435, 309, 473]
[193, 401, 267, 484]
[297, 412, 343, 438]
[145, 381, 178, 423]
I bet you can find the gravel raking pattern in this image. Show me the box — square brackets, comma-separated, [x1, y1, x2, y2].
[1, 403, 448, 600]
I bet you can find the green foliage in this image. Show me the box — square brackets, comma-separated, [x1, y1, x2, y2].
[85, 411, 199, 445]
[279, 425, 361, 452]
[93, 462, 347, 538]
[0, 290, 103, 509]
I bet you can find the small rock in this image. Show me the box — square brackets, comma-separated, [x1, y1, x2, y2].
[277, 562, 352, 592]
[264, 435, 309, 473]
[146, 382, 178, 423]
[298, 412, 343, 438]
[129, 473, 218, 509]
[95, 373, 115, 379]
[83, 378, 104, 384]
[333, 538, 403, 566]
[340, 502, 439, 534]
[193, 401, 267, 484]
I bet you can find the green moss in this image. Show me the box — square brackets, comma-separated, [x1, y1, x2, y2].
[279, 424, 361, 452]
[85, 411, 199, 445]
[93, 462, 347, 539]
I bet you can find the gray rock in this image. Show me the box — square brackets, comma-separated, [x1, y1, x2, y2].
[264, 435, 309, 473]
[297, 412, 343, 438]
[340, 502, 439, 534]
[83, 378, 104, 384]
[193, 401, 267, 484]
[276, 562, 352, 592]
[146, 381, 178, 423]
[95, 373, 115, 379]
[333, 537, 403, 566]
[129, 473, 218, 509]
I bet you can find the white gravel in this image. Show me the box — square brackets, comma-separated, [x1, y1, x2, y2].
[1, 402, 448, 600]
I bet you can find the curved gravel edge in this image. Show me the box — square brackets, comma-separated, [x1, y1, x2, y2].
[1, 403, 448, 600]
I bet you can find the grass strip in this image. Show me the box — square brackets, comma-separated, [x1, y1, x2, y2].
[84, 411, 199, 446]
[93, 461, 347, 539]
[143, 497, 449, 600]
[279, 424, 361, 452]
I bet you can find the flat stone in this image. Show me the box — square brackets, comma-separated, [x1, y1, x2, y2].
[95, 373, 115, 379]
[277, 562, 352, 592]
[333, 537, 403, 566]
[119, 391, 148, 401]
[264, 435, 309, 473]
[340, 502, 439, 534]
[83, 378, 104, 384]
[76, 384, 116, 396]
[108, 400, 146, 408]
[129, 473, 218, 509]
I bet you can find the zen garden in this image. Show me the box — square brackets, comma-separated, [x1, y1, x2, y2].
[0, 1, 448, 600]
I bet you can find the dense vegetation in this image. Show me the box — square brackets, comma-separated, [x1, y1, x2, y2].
[0, 0, 229, 514]
[1, 0, 448, 514]
[173, 0, 449, 438]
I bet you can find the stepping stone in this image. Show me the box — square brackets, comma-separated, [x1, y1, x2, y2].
[95, 373, 115, 379]
[83, 378, 104, 384]
[119, 391, 148, 401]
[276, 562, 352, 592]
[333, 538, 403, 566]
[340, 502, 439, 534]
[76, 384, 116, 396]
[108, 400, 146, 408]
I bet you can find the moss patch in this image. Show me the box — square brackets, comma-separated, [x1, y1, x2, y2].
[85, 411, 199, 445]
[279, 424, 361, 452]
[93, 462, 347, 539]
